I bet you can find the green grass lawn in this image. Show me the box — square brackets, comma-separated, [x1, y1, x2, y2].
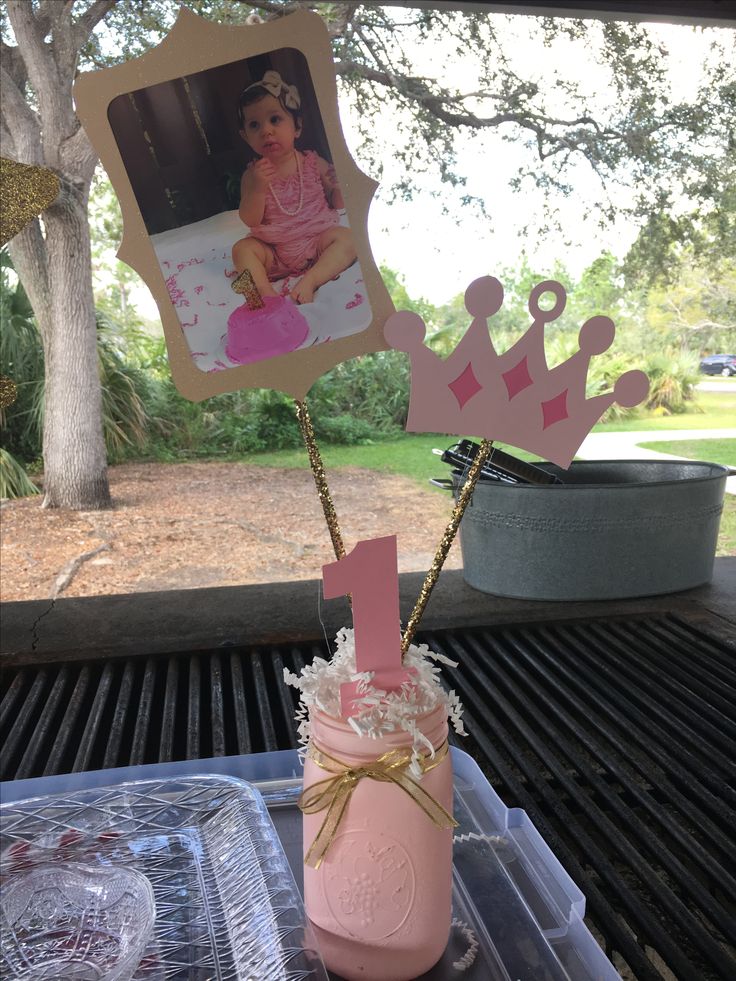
[250, 389, 734, 477]
[637, 439, 736, 467]
[248, 388, 736, 556]
[635, 436, 734, 556]
[251, 434, 736, 555]
[251, 389, 735, 484]
[250, 434, 489, 490]
[594, 390, 736, 432]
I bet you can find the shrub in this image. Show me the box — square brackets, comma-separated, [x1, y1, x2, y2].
[309, 351, 410, 433]
[96, 313, 152, 462]
[313, 413, 378, 445]
[643, 350, 700, 414]
[0, 254, 45, 465]
[0, 448, 39, 498]
[542, 335, 700, 421]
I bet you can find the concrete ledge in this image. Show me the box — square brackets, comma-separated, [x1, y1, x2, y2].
[2, 559, 734, 666]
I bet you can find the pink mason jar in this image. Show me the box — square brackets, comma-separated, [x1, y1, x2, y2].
[302, 703, 454, 981]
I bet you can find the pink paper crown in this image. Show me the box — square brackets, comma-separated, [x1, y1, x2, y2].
[384, 276, 649, 468]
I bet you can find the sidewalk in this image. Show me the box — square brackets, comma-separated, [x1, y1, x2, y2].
[577, 428, 736, 494]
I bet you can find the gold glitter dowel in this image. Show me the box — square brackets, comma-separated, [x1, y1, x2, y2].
[1, 157, 60, 246]
[295, 398, 346, 563]
[231, 268, 265, 310]
[401, 439, 494, 655]
[230, 272, 345, 572]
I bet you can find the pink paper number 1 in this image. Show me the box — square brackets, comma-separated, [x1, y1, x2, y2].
[323, 535, 416, 717]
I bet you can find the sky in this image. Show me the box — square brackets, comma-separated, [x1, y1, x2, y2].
[126, 10, 726, 316]
[341, 15, 722, 304]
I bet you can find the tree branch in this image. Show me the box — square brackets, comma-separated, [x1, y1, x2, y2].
[335, 58, 612, 160]
[51, 540, 111, 599]
[0, 119, 17, 159]
[7, 219, 51, 336]
[681, 319, 733, 332]
[38, 1, 68, 28]
[72, 0, 117, 49]
[6, 0, 67, 165]
[322, 3, 360, 39]
[0, 63, 43, 165]
[6, 1, 60, 100]
[61, 122, 98, 184]
[1, 37, 29, 91]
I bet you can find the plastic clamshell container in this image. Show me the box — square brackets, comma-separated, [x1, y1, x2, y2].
[1, 774, 327, 981]
[454, 460, 729, 600]
[1, 749, 620, 981]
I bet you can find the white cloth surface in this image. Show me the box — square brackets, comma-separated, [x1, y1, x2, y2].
[150, 210, 371, 374]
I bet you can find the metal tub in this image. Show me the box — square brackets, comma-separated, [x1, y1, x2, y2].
[453, 460, 729, 600]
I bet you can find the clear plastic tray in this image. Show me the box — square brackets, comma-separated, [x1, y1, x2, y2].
[1, 750, 620, 981]
[0, 775, 327, 980]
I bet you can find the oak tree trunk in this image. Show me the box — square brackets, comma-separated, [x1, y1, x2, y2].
[2, 0, 114, 510]
[41, 184, 110, 509]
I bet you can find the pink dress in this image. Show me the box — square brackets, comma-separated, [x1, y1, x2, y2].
[247, 150, 340, 280]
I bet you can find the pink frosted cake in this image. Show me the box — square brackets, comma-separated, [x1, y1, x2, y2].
[226, 294, 309, 365]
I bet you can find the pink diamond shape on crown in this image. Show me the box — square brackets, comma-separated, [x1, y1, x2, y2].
[448, 361, 482, 409]
[541, 390, 569, 429]
[502, 356, 533, 400]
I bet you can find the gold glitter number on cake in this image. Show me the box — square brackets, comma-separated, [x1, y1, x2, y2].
[230, 268, 265, 309]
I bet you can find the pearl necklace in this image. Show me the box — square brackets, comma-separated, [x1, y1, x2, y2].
[268, 151, 304, 217]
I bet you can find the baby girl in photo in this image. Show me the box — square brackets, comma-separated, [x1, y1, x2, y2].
[232, 70, 356, 305]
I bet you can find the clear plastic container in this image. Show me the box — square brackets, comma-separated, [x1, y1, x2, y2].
[1, 749, 621, 980]
[1, 775, 327, 980]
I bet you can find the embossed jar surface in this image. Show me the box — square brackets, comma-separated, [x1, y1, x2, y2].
[454, 460, 729, 600]
[303, 704, 453, 981]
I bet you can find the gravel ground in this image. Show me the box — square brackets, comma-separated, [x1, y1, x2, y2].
[0, 461, 462, 602]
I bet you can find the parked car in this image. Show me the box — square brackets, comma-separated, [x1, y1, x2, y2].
[699, 354, 736, 376]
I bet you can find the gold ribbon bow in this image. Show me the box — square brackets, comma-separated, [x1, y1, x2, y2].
[298, 740, 458, 869]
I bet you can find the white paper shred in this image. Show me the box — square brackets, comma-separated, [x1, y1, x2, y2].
[451, 918, 479, 971]
[283, 627, 466, 772]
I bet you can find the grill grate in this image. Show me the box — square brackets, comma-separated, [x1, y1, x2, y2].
[1, 613, 734, 980]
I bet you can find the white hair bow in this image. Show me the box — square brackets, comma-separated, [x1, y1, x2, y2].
[252, 70, 301, 111]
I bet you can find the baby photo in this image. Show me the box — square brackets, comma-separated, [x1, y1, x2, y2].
[108, 48, 370, 374]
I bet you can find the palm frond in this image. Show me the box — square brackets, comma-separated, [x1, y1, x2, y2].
[0, 448, 40, 499]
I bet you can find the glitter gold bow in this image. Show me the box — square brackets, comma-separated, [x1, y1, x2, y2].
[242, 70, 301, 111]
[299, 740, 457, 869]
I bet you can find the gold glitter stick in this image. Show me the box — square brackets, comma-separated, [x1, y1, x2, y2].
[230, 269, 347, 563]
[294, 398, 346, 563]
[401, 438, 493, 655]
